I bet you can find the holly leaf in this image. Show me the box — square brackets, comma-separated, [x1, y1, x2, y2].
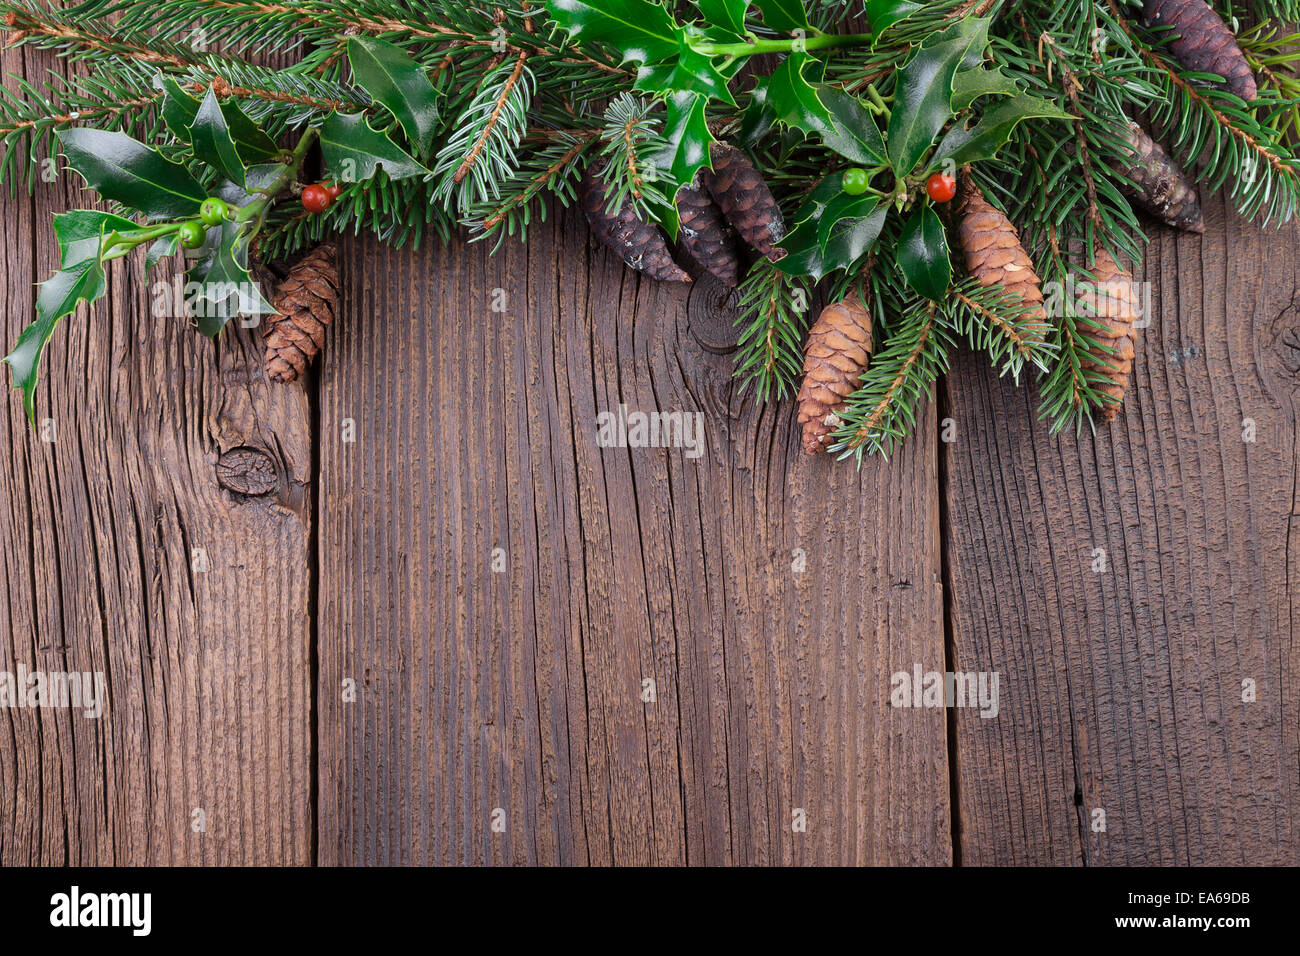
[816, 192, 878, 249]
[932, 93, 1071, 168]
[185, 226, 275, 337]
[898, 205, 950, 300]
[145, 234, 180, 274]
[885, 24, 987, 176]
[56, 128, 205, 220]
[157, 75, 278, 165]
[51, 210, 137, 266]
[865, 0, 925, 38]
[764, 52, 833, 135]
[655, 91, 713, 192]
[635, 46, 736, 105]
[952, 65, 1022, 110]
[347, 36, 442, 156]
[319, 112, 429, 182]
[189, 87, 247, 186]
[5, 254, 107, 424]
[820, 201, 887, 274]
[774, 175, 849, 279]
[545, 0, 684, 64]
[696, 0, 750, 36]
[817, 87, 886, 165]
[754, 0, 808, 32]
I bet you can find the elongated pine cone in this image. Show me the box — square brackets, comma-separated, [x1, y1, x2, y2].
[796, 296, 873, 455]
[1143, 0, 1256, 101]
[675, 184, 740, 287]
[701, 143, 787, 262]
[1077, 248, 1139, 422]
[1115, 120, 1204, 233]
[579, 163, 690, 283]
[263, 242, 339, 383]
[955, 176, 1050, 343]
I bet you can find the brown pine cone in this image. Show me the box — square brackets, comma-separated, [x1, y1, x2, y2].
[955, 175, 1050, 343]
[675, 184, 741, 287]
[1144, 0, 1256, 101]
[263, 242, 339, 383]
[579, 163, 690, 283]
[796, 295, 873, 455]
[1115, 120, 1205, 233]
[1077, 248, 1139, 422]
[701, 143, 787, 262]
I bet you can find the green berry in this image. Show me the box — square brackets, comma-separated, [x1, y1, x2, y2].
[199, 197, 229, 226]
[178, 220, 207, 249]
[841, 168, 869, 196]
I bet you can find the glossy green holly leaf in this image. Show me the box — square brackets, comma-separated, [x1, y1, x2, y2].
[898, 205, 950, 300]
[545, 0, 684, 64]
[817, 87, 886, 165]
[185, 226, 275, 338]
[952, 65, 1022, 110]
[57, 127, 205, 220]
[347, 36, 442, 156]
[656, 90, 713, 192]
[865, 0, 925, 38]
[774, 175, 849, 279]
[145, 233, 180, 274]
[820, 201, 887, 274]
[5, 254, 107, 424]
[696, 0, 750, 36]
[738, 82, 775, 147]
[319, 112, 429, 182]
[816, 192, 878, 249]
[932, 93, 1071, 168]
[754, 0, 808, 32]
[189, 87, 247, 186]
[885, 24, 987, 176]
[635, 46, 736, 105]
[51, 210, 137, 266]
[765, 52, 833, 135]
[157, 75, 278, 165]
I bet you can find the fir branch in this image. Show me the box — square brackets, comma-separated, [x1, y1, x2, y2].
[830, 297, 952, 461]
[594, 93, 670, 222]
[466, 129, 596, 250]
[733, 258, 808, 402]
[947, 279, 1056, 382]
[431, 52, 534, 215]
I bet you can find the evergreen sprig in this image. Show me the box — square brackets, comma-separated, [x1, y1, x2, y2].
[0, 0, 1294, 459]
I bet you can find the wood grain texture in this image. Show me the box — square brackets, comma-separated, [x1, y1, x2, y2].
[316, 207, 951, 865]
[942, 194, 1300, 865]
[0, 46, 313, 864]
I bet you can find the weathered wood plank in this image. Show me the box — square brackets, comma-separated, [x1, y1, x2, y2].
[0, 47, 313, 864]
[942, 194, 1300, 864]
[317, 207, 951, 864]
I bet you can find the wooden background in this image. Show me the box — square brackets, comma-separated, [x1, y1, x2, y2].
[2, 44, 1297, 866]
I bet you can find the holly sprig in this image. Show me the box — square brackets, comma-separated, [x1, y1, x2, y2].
[4, 32, 441, 423]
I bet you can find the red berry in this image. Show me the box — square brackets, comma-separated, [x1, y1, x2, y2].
[926, 172, 957, 203]
[302, 184, 331, 214]
[323, 181, 343, 200]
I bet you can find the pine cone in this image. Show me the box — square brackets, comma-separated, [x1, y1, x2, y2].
[263, 242, 339, 383]
[579, 163, 690, 283]
[1143, 0, 1256, 101]
[796, 295, 873, 455]
[1077, 248, 1139, 422]
[675, 184, 741, 287]
[955, 175, 1050, 343]
[701, 143, 787, 262]
[1115, 120, 1205, 233]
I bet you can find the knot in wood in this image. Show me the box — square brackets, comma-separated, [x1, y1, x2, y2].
[216, 447, 278, 496]
[687, 280, 740, 355]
